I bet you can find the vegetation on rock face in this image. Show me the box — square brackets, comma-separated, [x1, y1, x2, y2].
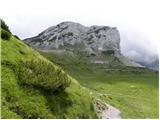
[102, 50, 115, 55]
[1, 29, 97, 119]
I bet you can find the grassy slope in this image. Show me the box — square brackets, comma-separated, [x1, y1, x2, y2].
[1, 33, 97, 118]
[40, 51, 159, 119]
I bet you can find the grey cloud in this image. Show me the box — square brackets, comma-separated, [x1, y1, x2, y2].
[119, 28, 158, 64]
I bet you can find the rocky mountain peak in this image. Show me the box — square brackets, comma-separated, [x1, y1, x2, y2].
[24, 21, 142, 67]
[46, 21, 89, 34]
[25, 21, 120, 54]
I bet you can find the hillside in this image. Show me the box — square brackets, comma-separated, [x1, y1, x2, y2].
[1, 21, 159, 119]
[1, 29, 98, 118]
[23, 21, 159, 118]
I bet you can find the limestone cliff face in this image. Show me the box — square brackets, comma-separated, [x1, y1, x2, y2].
[24, 21, 142, 67]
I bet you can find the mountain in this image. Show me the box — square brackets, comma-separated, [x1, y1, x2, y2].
[137, 57, 159, 71]
[1, 20, 159, 119]
[24, 21, 142, 67]
[24, 22, 159, 118]
[1, 28, 99, 118]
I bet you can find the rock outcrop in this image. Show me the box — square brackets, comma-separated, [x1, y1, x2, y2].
[24, 21, 142, 67]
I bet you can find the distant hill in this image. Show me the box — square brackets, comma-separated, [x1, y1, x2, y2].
[137, 57, 159, 71]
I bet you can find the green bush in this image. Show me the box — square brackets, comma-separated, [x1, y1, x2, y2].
[1, 19, 11, 33]
[14, 35, 20, 40]
[16, 59, 71, 92]
[1, 29, 11, 40]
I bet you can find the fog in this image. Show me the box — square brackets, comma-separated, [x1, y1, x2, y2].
[0, 0, 159, 63]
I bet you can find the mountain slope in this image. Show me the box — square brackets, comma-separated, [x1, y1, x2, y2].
[1, 29, 97, 118]
[24, 21, 142, 67]
[137, 58, 159, 71]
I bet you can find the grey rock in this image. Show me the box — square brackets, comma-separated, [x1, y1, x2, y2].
[24, 21, 142, 67]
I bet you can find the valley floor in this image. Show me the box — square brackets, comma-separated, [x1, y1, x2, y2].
[40, 51, 159, 118]
[75, 72, 159, 118]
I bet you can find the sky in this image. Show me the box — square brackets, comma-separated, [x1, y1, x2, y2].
[1, 0, 160, 63]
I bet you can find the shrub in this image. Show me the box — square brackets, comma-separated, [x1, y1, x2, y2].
[1, 29, 11, 40]
[14, 35, 20, 40]
[1, 19, 11, 33]
[16, 59, 71, 92]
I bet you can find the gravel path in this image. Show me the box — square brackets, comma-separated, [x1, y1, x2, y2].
[93, 99, 121, 119]
[101, 104, 121, 119]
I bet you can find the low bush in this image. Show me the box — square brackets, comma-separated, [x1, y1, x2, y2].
[1, 29, 11, 40]
[16, 59, 71, 92]
[14, 35, 20, 40]
[1, 19, 11, 33]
